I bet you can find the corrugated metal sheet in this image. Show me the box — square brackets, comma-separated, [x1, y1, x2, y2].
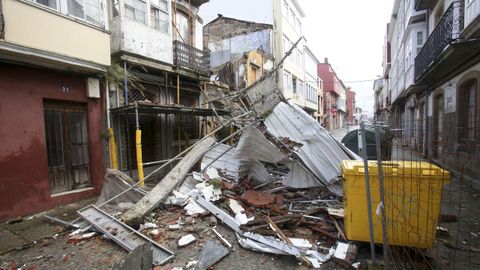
[200, 143, 270, 184]
[235, 126, 289, 164]
[264, 102, 350, 186]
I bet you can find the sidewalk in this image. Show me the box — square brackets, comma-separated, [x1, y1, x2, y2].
[0, 198, 96, 254]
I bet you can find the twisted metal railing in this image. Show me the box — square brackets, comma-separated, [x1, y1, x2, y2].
[414, 1, 464, 81]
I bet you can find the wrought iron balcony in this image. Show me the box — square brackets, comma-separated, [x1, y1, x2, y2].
[414, 1, 464, 81]
[173, 40, 210, 76]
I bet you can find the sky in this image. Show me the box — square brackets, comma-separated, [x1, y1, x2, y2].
[199, 0, 394, 116]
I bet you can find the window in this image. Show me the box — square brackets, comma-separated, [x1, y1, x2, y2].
[283, 36, 290, 55]
[36, 0, 57, 9]
[67, 0, 103, 26]
[150, 0, 168, 32]
[175, 11, 191, 44]
[68, 0, 84, 18]
[284, 71, 292, 92]
[459, 80, 478, 143]
[112, 0, 119, 17]
[282, 0, 288, 16]
[125, 0, 147, 24]
[85, 0, 102, 25]
[297, 80, 304, 96]
[289, 8, 295, 25]
[416, 31, 424, 55]
[296, 18, 301, 33]
[292, 76, 298, 94]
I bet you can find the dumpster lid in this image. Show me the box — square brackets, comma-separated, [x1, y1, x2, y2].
[341, 160, 451, 179]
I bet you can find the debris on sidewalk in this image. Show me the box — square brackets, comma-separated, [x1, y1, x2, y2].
[194, 240, 230, 270]
[67, 232, 96, 244]
[122, 136, 216, 225]
[63, 74, 362, 269]
[178, 234, 196, 247]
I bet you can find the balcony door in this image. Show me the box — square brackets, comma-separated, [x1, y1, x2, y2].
[175, 11, 191, 45]
[44, 103, 91, 194]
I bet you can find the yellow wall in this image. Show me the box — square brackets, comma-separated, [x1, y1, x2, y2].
[3, 0, 110, 66]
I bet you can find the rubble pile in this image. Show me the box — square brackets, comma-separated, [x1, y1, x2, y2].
[57, 72, 363, 269]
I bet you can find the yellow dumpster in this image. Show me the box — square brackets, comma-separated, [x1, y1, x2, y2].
[341, 160, 450, 249]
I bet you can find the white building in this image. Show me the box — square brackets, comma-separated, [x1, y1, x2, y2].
[384, 0, 427, 144]
[304, 46, 324, 120]
[384, 0, 480, 179]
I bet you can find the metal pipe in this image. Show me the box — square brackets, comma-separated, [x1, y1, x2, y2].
[124, 61, 128, 105]
[143, 157, 182, 166]
[359, 122, 376, 263]
[116, 115, 124, 171]
[176, 74, 180, 105]
[375, 126, 389, 269]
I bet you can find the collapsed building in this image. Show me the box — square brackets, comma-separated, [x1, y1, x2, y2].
[203, 16, 275, 90]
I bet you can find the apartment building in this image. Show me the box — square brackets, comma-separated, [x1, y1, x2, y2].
[0, 0, 111, 220]
[346, 87, 356, 126]
[107, 0, 216, 182]
[318, 59, 348, 130]
[384, 0, 480, 178]
[304, 46, 323, 119]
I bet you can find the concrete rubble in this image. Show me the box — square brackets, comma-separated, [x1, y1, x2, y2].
[45, 71, 364, 269]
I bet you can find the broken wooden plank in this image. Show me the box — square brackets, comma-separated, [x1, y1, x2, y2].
[122, 136, 215, 225]
[330, 215, 347, 241]
[307, 225, 339, 240]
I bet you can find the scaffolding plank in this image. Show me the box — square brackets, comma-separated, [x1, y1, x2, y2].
[77, 205, 174, 265]
[122, 136, 216, 224]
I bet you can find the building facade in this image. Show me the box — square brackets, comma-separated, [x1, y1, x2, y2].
[346, 87, 356, 126]
[108, 0, 215, 182]
[203, 16, 274, 90]
[0, 0, 110, 220]
[318, 59, 348, 130]
[383, 0, 480, 178]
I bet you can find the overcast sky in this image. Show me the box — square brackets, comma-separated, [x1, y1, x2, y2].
[199, 0, 394, 116]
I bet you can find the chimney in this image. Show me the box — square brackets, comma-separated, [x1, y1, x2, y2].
[324, 57, 329, 64]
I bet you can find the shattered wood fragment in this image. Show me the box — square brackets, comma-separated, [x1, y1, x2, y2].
[307, 225, 339, 240]
[266, 216, 312, 266]
[212, 228, 232, 249]
[330, 216, 347, 241]
[266, 216, 292, 244]
[122, 136, 215, 225]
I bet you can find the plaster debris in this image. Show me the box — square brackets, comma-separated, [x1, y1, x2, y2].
[178, 234, 196, 247]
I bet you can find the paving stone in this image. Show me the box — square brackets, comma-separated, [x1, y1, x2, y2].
[0, 230, 27, 253]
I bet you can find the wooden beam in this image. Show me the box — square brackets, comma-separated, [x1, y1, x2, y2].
[122, 136, 215, 225]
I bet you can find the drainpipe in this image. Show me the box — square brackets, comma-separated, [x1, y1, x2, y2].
[124, 61, 128, 105]
[425, 89, 430, 157]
